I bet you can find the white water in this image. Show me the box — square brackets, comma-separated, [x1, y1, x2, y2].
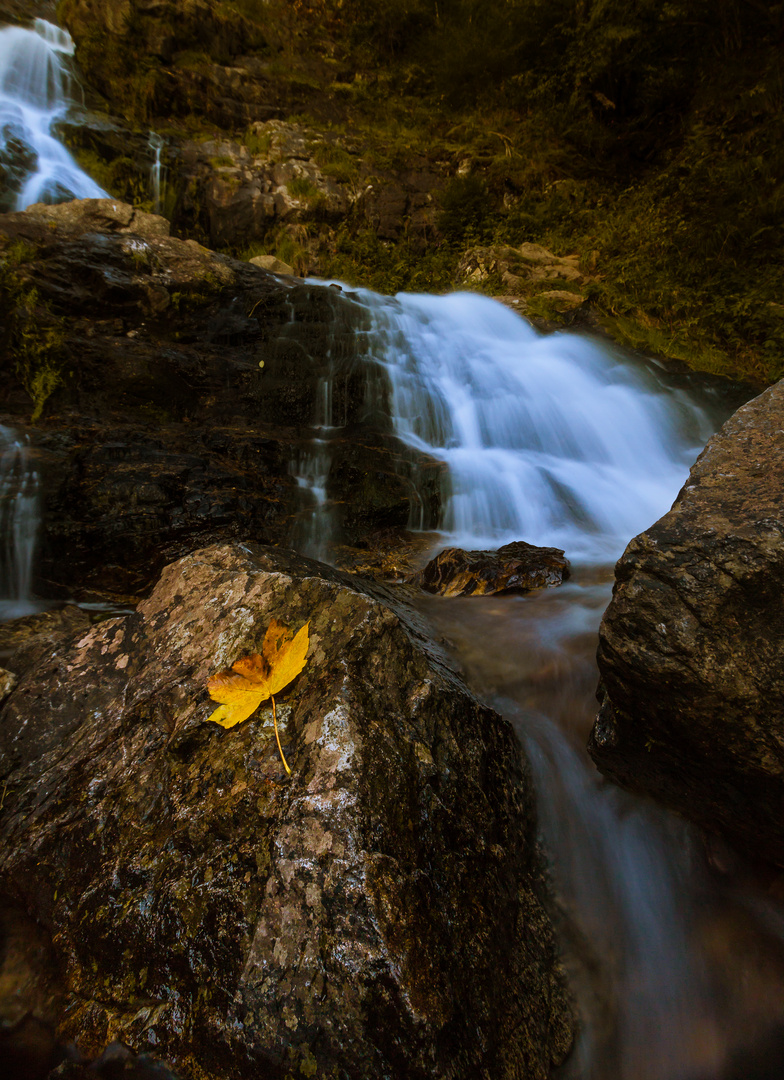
[0, 425, 43, 620]
[351, 289, 713, 561]
[0, 18, 106, 209]
[335, 286, 783, 1078]
[148, 130, 166, 214]
[291, 374, 340, 562]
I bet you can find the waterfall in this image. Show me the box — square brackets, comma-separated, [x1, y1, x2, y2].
[291, 372, 340, 562]
[0, 426, 42, 620]
[350, 288, 714, 562]
[0, 17, 107, 210]
[338, 284, 774, 1078]
[148, 130, 165, 214]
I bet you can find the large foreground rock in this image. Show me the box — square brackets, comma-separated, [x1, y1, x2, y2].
[591, 381, 784, 867]
[0, 542, 573, 1079]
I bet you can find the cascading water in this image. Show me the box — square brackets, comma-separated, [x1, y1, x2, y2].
[331, 285, 781, 1078]
[291, 371, 340, 562]
[0, 425, 42, 620]
[0, 17, 106, 210]
[148, 130, 166, 214]
[353, 288, 715, 560]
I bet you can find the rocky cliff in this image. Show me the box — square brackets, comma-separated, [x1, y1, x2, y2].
[0, 199, 441, 598]
[591, 381, 784, 868]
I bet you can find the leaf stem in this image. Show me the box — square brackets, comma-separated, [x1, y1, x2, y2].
[271, 695, 291, 775]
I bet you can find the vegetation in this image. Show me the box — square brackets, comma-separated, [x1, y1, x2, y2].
[322, 0, 783, 384]
[0, 242, 66, 422]
[57, 0, 784, 385]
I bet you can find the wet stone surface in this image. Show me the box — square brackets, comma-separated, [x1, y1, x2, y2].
[0, 199, 442, 597]
[592, 380, 784, 868]
[413, 541, 570, 598]
[0, 541, 573, 1080]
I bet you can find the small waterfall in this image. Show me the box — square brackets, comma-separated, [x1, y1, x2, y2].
[0, 17, 107, 210]
[350, 289, 714, 561]
[341, 285, 775, 1077]
[290, 372, 340, 562]
[148, 130, 166, 213]
[0, 426, 42, 620]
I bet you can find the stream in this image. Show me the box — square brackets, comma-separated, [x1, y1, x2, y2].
[326, 288, 784, 1080]
[2, 12, 784, 1080]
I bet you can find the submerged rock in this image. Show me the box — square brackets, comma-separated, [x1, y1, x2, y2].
[414, 541, 570, 597]
[591, 381, 784, 867]
[0, 541, 573, 1079]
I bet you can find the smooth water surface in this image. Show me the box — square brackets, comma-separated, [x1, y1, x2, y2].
[419, 574, 784, 1080]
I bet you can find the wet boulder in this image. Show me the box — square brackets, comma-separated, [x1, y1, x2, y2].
[0, 200, 442, 597]
[591, 381, 784, 868]
[414, 541, 570, 597]
[0, 121, 38, 211]
[0, 541, 573, 1080]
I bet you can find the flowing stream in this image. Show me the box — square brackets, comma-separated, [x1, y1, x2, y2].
[0, 17, 106, 209]
[0, 425, 42, 620]
[148, 130, 166, 214]
[1, 14, 782, 1064]
[357, 290, 716, 559]
[334, 288, 784, 1079]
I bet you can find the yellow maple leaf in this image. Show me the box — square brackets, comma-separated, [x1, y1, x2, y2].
[205, 619, 310, 773]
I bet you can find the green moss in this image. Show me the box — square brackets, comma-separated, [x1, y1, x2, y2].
[0, 271, 66, 422]
[236, 242, 268, 262]
[3, 240, 38, 267]
[244, 127, 272, 157]
[312, 142, 359, 183]
[172, 49, 213, 72]
[437, 174, 493, 245]
[286, 176, 321, 205]
[320, 227, 456, 296]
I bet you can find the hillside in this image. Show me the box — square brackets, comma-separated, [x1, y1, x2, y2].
[9, 1, 784, 384]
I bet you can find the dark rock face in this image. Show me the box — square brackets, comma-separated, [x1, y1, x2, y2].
[414, 541, 570, 597]
[591, 381, 784, 867]
[0, 122, 38, 212]
[0, 0, 55, 24]
[0, 542, 573, 1079]
[0, 199, 441, 597]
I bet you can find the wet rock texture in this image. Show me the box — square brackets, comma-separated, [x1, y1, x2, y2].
[591, 381, 784, 867]
[414, 542, 570, 598]
[0, 199, 441, 597]
[0, 0, 55, 24]
[0, 542, 573, 1080]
